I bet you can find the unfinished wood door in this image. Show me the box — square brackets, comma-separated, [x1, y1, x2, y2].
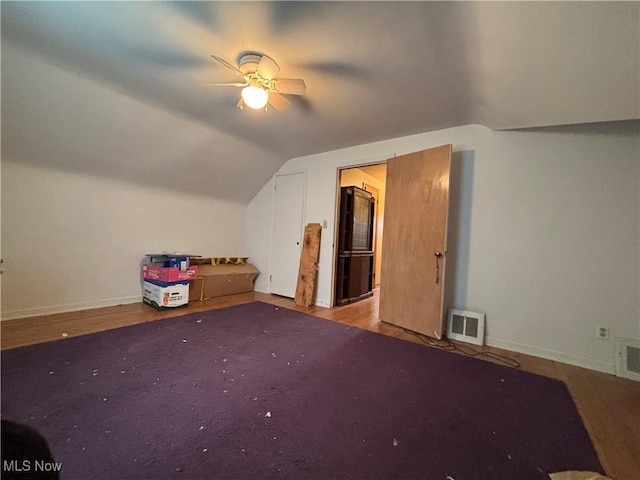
[379, 145, 452, 338]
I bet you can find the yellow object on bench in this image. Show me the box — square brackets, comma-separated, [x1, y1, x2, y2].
[210, 257, 248, 265]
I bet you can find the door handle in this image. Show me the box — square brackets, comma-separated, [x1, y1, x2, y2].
[434, 251, 443, 283]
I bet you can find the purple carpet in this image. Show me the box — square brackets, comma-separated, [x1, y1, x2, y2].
[2, 302, 602, 479]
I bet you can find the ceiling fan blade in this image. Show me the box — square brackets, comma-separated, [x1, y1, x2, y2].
[257, 55, 280, 81]
[206, 82, 247, 87]
[268, 92, 290, 111]
[210, 54, 246, 79]
[272, 78, 306, 95]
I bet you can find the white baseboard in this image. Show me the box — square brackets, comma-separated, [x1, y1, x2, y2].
[1, 295, 141, 321]
[486, 336, 616, 375]
[254, 287, 329, 309]
[313, 298, 331, 308]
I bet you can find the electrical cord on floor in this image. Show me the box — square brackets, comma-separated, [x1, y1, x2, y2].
[407, 329, 522, 369]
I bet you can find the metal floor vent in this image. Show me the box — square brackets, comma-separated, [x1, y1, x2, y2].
[446, 309, 485, 346]
[616, 337, 640, 382]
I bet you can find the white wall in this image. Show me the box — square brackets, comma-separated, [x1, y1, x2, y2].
[246, 123, 640, 373]
[245, 176, 276, 294]
[1, 162, 247, 320]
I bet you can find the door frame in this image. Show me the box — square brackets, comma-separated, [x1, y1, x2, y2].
[333, 162, 387, 306]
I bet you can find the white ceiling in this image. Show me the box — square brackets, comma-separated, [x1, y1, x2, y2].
[2, 2, 638, 203]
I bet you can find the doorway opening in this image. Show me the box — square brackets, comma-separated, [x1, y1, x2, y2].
[334, 163, 387, 306]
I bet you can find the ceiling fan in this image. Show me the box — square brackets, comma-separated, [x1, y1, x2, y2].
[208, 52, 306, 111]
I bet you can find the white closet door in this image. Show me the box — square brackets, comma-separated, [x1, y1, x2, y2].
[269, 172, 305, 298]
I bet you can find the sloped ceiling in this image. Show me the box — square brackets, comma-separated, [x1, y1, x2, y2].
[2, 1, 638, 203]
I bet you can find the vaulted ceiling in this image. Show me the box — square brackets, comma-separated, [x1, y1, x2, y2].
[2, 2, 638, 203]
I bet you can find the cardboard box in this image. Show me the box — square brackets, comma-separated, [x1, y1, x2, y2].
[144, 253, 200, 269]
[168, 256, 189, 270]
[197, 263, 259, 300]
[189, 277, 204, 302]
[142, 264, 198, 282]
[142, 280, 189, 309]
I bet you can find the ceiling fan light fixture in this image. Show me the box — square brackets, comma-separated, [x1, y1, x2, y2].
[209, 52, 305, 112]
[241, 85, 268, 110]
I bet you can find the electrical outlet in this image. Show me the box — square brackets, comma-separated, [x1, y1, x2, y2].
[322, 220, 328, 228]
[597, 326, 609, 340]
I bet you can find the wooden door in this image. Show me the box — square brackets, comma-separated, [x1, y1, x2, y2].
[379, 145, 452, 338]
[269, 172, 305, 298]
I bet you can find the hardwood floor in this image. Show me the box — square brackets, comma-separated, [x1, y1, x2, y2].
[2, 291, 639, 480]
